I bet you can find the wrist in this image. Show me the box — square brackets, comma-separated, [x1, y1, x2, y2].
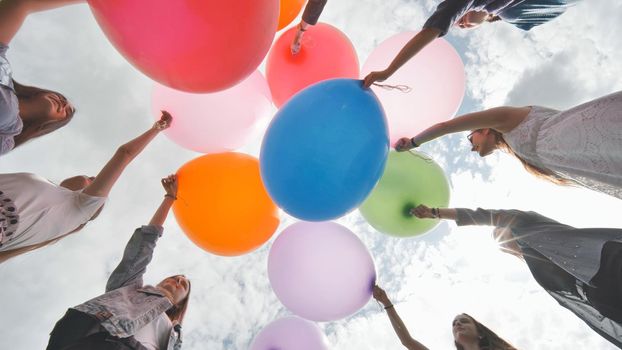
[410, 137, 419, 148]
[384, 304, 394, 310]
[164, 194, 177, 200]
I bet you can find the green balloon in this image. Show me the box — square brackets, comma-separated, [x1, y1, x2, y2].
[359, 151, 450, 237]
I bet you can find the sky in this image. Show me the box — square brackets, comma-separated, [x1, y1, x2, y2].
[2, 0, 622, 349]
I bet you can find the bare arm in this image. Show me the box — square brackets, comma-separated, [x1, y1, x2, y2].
[373, 286, 429, 350]
[83, 111, 172, 198]
[149, 175, 177, 226]
[395, 106, 530, 150]
[363, 28, 441, 87]
[0, 0, 84, 45]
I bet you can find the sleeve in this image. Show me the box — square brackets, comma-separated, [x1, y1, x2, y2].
[75, 191, 107, 220]
[105, 225, 163, 292]
[484, 0, 517, 14]
[302, 0, 328, 25]
[422, 0, 475, 37]
[455, 208, 528, 227]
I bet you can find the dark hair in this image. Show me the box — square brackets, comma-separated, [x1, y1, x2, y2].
[12, 80, 75, 147]
[482, 129, 574, 186]
[164, 276, 191, 325]
[454, 313, 518, 350]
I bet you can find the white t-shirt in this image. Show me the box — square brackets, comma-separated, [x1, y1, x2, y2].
[0, 173, 106, 251]
[133, 313, 173, 350]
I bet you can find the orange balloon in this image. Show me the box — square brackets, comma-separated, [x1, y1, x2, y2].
[278, 0, 306, 30]
[174, 153, 280, 256]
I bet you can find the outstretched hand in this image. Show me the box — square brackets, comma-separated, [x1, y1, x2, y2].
[154, 110, 173, 131]
[363, 70, 391, 88]
[410, 204, 434, 219]
[394, 137, 417, 152]
[161, 174, 178, 198]
[373, 285, 391, 306]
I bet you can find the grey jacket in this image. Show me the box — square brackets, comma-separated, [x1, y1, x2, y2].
[455, 208, 622, 347]
[73, 225, 182, 350]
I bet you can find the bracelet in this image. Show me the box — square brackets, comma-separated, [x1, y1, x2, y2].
[165, 194, 177, 200]
[384, 304, 394, 310]
[431, 208, 438, 218]
[437, 208, 441, 219]
[410, 137, 419, 148]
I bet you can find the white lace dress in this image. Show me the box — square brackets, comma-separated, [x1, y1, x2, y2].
[503, 90, 622, 199]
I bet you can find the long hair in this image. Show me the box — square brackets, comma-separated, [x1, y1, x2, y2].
[485, 129, 574, 186]
[163, 276, 192, 325]
[454, 313, 518, 350]
[12, 80, 75, 147]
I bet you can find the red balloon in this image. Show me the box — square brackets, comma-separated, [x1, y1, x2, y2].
[266, 23, 359, 107]
[88, 0, 279, 93]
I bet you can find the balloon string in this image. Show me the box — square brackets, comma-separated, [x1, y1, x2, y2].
[408, 150, 434, 163]
[177, 195, 190, 207]
[372, 83, 412, 93]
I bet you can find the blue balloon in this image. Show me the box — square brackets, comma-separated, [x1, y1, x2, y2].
[260, 79, 389, 221]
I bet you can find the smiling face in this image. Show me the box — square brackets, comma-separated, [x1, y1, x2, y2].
[157, 275, 190, 305]
[21, 91, 75, 123]
[467, 129, 498, 157]
[452, 314, 480, 344]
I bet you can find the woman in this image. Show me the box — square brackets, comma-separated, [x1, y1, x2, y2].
[372, 285, 517, 349]
[411, 205, 622, 347]
[290, 0, 328, 55]
[394, 90, 622, 198]
[363, 0, 578, 87]
[0, 111, 172, 263]
[47, 175, 190, 350]
[0, 0, 85, 155]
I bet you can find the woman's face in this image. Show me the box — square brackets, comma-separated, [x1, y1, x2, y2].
[456, 10, 490, 29]
[452, 314, 479, 343]
[467, 129, 497, 157]
[23, 92, 74, 122]
[157, 275, 190, 304]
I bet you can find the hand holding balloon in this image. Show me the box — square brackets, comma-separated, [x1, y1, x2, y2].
[394, 137, 417, 152]
[372, 285, 392, 307]
[363, 69, 392, 88]
[153, 111, 173, 131]
[410, 204, 435, 219]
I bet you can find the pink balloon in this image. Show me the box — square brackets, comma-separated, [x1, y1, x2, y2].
[268, 222, 376, 322]
[152, 71, 273, 153]
[267, 23, 360, 107]
[250, 316, 329, 350]
[362, 32, 465, 144]
[88, 0, 279, 92]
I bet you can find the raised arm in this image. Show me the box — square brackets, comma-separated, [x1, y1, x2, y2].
[394, 106, 529, 151]
[363, 27, 441, 88]
[105, 175, 178, 292]
[291, 0, 328, 54]
[83, 111, 172, 198]
[373, 286, 429, 350]
[0, 0, 84, 45]
[411, 205, 527, 228]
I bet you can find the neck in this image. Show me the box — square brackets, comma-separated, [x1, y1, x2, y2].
[458, 340, 481, 350]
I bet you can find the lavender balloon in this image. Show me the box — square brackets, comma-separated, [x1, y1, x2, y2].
[268, 221, 376, 321]
[250, 316, 329, 350]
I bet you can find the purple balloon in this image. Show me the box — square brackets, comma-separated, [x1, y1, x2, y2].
[268, 221, 376, 321]
[250, 316, 329, 350]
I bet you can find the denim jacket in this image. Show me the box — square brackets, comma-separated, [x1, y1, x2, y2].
[72, 225, 182, 350]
